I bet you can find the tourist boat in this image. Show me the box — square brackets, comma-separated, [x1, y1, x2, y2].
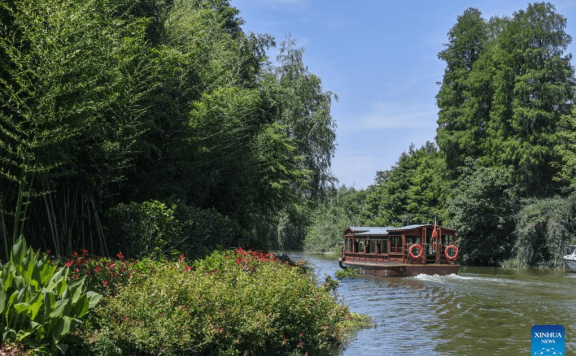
[564, 245, 576, 272]
[339, 224, 459, 277]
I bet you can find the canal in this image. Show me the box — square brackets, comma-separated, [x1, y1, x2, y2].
[287, 252, 576, 355]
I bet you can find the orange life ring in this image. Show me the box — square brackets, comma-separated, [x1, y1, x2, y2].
[408, 244, 424, 260]
[445, 245, 459, 261]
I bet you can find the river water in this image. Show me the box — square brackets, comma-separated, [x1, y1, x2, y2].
[286, 252, 576, 356]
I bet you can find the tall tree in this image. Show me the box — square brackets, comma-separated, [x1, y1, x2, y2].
[436, 8, 489, 179]
[486, 2, 574, 196]
[261, 37, 337, 201]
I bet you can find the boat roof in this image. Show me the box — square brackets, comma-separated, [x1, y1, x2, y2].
[347, 227, 395, 235]
[346, 224, 456, 236]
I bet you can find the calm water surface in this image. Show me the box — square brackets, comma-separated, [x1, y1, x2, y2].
[286, 252, 576, 356]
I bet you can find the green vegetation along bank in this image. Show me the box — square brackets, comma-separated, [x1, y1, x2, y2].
[1, 238, 370, 355]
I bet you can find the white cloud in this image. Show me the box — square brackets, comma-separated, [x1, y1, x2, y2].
[343, 101, 437, 133]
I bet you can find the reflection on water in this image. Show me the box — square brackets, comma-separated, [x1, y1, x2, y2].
[286, 252, 576, 356]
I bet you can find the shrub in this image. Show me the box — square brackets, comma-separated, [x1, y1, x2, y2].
[335, 268, 358, 279]
[105, 200, 239, 260]
[0, 237, 102, 355]
[94, 248, 356, 355]
[57, 250, 140, 297]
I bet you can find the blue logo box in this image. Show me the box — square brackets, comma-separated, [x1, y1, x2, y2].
[531, 325, 565, 356]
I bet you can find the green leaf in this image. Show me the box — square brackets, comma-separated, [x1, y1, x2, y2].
[3, 265, 14, 292]
[55, 342, 69, 356]
[3, 328, 17, 341]
[0, 282, 6, 314]
[42, 291, 56, 323]
[86, 291, 102, 309]
[52, 316, 72, 342]
[50, 298, 70, 318]
[38, 259, 56, 287]
[71, 294, 89, 319]
[62, 277, 84, 305]
[46, 267, 68, 296]
[10, 236, 26, 269]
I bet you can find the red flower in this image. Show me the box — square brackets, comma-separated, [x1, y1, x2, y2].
[82, 249, 88, 254]
[117, 252, 124, 260]
[73, 251, 78, 257]
[179, 254, 185, 263]
[65, 260, 73, 267]
[185, 266, 193, 271]
[94, 266, 101, 272]
[103, 280, 109, 286]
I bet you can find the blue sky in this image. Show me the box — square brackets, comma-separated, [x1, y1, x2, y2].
[234, 0, 576, 190]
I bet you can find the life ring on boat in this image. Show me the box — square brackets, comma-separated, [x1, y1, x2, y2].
[408, 244, 424, 260]
[445, 245, 459, 261]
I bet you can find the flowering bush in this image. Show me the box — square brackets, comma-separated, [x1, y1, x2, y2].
[54, 250, 140, 297]
[93, 248, 366, 355]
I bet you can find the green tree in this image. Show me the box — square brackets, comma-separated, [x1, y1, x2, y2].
[446, 162, 517, 265]
[486, 2, 574, 196]
[436, 8, 489, 179]
[261, 36, 337, 200]
[362, 142, 448, 226]
[305, 186, 365, 254]
[506, 194, 576, 268]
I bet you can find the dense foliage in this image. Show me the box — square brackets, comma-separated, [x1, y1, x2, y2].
[304, 2, 576, 269]
[0, 237, 101, 355]
[0, 0, 337, 260]
[86, 249, 367, 356]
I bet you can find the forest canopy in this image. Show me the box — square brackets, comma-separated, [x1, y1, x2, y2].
[0, 0, 337, 261]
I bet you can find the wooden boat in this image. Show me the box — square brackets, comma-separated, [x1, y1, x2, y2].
[339, 224, 459, 277]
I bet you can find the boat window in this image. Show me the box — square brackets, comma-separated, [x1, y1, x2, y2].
[390, 236, 401, 252]
[345, 238, 352, 252]
[406, 235, 420, 245]
[368, 239, 376, 254]
[358, 239, 365, 253]
[441, 235, 453, 245]
[379, 238, 388, 254]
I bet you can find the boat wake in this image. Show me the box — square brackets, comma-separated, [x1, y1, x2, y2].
[414, 273, 470, 282]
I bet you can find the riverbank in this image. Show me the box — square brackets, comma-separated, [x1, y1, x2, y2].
[7, 248, 369, 355]
[82, 248, 371, 355]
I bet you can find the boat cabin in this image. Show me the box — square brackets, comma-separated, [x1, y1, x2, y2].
[341, 224, 458, 266]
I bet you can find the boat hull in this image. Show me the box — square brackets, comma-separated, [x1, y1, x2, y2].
[341, 260, 459, 277]
[564, 257, 576, 272]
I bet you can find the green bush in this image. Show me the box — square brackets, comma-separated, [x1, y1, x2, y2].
[105, 200, 239, 260]
[0, 237, 102, 355]
[93, 248, 356, 355]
